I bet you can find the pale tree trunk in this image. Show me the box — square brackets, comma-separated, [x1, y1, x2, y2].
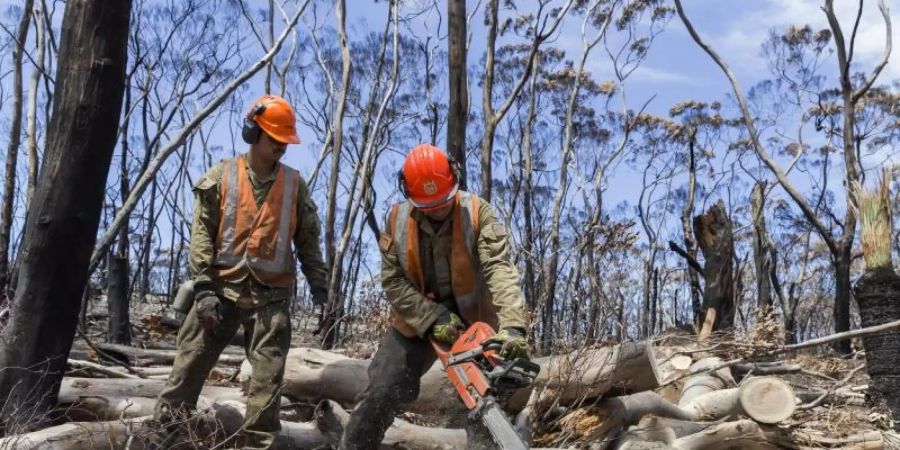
[25, 1, 45, 209]
[447, 0, 467, 189]
[0, 0, 132, 433]
[0, 0, 34, 299]
[521, 55, 539, 315]
[265, 0, 274, 93]
[321, 0, 351, 348]
[323, 0, 400, 349]
[480, 0, 572, 202]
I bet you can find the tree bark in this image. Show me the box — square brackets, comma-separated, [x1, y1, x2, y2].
[0, 0, 132, 434]
[0, 0, 35, 299]
[693, 200, 735, 336]
[855, 267, 900, 428]
[751, 181, 773, 315]
[447, 0, 468, 190]
[106, 255, 131, 345]
[682, 138, 701, 329]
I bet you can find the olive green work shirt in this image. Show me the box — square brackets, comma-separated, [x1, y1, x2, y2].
[189, 155, 330, 308]
[380, 198, 528, 337]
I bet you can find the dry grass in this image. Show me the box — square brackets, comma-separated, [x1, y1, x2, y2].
[856, 168, 893, 271]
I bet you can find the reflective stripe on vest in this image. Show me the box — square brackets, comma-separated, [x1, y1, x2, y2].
[214, 156, 299, 287]
[391, 192, 486, 317]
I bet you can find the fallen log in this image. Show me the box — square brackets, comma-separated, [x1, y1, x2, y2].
[574, 376, 795, 448]
[91, 343, 243, 367]
[681, 376, 796, 423]
[57, 377, 245, 421]
[677, 357, 735, 407]
[671, 420, 883, 450]
[315, 399, 466, 449]
[0, 417, 153, 450]
[274, 341, 660, 420]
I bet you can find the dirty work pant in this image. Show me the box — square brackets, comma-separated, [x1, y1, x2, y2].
[339, 329, 438, 450]
[154, 297, 291, 450]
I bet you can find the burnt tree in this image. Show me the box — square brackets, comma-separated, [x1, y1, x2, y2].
[854, 173, 900, 427]
[0, 0, 132, 433]
[694, 200, 735, 338]
[447, 0, 467, 189]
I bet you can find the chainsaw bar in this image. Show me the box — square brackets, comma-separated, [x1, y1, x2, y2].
[473, 396, 528, 450]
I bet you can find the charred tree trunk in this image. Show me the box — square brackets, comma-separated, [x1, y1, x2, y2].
[855, 173, 900, 425]
[694, 200, 735, 337]
[833, 251, 853, 354]
[855, 268, 900, 427]
[106, 255, 130, 345]
[682, 133, 702, 329]
[447, 0, 467, 190]
[0, 0, 34, 299]
[0, 0, 132, 433]
[751, 181, 774, 315]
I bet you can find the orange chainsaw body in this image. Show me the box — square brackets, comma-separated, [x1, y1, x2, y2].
[432, 322, 499, 409]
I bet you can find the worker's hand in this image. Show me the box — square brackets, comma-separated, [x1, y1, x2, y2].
[195, 291, 221, 333]
[431, 310, 464, 344]
[489, 327, 529, 361]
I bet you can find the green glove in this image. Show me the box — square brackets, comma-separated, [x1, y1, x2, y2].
[431, 311, 464, 344]
[489, 327, 529, 360]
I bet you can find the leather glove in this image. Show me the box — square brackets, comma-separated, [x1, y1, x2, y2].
[195, 291, 221, 333]
[430, 310, 465, 344]
[489, 327, 530, 360]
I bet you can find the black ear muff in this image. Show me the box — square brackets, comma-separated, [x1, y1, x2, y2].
[241, 103, 267, 144]
[397, 170, 411, 198]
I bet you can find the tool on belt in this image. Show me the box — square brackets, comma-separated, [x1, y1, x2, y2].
[431, 322, 540, 450]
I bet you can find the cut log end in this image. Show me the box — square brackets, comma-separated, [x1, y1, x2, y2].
[738, 377, 796, 424]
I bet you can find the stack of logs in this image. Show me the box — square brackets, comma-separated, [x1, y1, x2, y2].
[0, 339, 895, 449]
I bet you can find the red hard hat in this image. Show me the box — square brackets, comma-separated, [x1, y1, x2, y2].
[401, 144, 458, 209]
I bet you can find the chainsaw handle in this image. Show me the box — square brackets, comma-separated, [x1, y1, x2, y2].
[482, 341, 503, 352]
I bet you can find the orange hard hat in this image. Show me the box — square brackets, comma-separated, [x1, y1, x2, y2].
[400, 144, 459, 210]
[244, 95, 301, 144]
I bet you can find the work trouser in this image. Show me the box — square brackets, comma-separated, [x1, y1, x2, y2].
[339, 329, 438, 450]
[153, 296, 291, 449]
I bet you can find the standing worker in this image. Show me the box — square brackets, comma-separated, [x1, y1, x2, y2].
[339, 144, 531, 449]
[151, 95, 330, 449]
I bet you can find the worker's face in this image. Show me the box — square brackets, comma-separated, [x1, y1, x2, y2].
[421, 201, 454, 221]
[252, 132, 288, 165]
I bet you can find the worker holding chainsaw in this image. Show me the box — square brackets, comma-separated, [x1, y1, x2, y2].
[339, 144, 531, 450]
[151, 95, 330, 449]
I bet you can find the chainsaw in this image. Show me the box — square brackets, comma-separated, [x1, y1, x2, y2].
[431, 322, 541, 450]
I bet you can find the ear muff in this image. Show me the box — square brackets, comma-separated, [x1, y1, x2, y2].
[241, 103, 267, 144]
[397, 170, 411, 198]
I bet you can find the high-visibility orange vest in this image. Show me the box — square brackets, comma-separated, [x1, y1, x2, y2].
[213, 155, 300, 288]
[388, 191, 497, 337]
